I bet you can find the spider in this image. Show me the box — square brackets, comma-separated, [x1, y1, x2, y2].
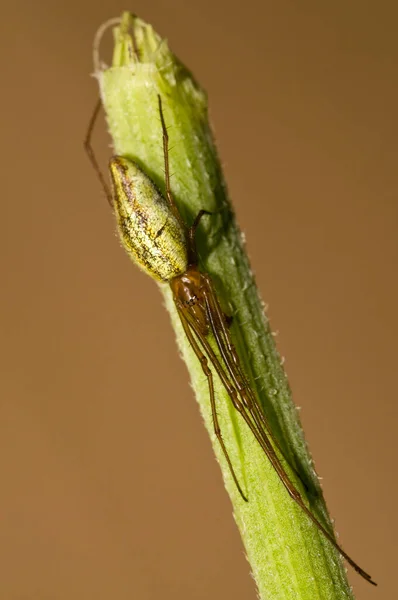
[84, 92, 375, 587]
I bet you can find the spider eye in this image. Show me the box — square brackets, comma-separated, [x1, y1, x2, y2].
[187, 294, 197, 307]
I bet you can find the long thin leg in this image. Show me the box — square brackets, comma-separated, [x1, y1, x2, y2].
[190, 210, 214, 235]
[202, 276, 308, 490]
[187, 210, 214, 265]
[190, 210, 214, 243]
[176, 305, 248, 502]
[157, 95, 183, 227]
[183, 301, 376, 585]
[83, 99, 113, 208]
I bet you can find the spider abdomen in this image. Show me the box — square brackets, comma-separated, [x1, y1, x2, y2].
[110, 156, 188, 282]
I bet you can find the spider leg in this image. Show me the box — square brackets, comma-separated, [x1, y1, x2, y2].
[83, 99, 113, 208]
[201, 276, 309, 489]
[183, 311, 289, 481]
[157, 95, 185, 229]
[199, 277, 376, 585]
[176, 304, 248, 502]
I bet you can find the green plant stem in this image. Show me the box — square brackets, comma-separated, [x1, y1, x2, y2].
[94, 12, 355, 599]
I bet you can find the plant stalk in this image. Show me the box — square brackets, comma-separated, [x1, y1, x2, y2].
[93, 12, 356, 599]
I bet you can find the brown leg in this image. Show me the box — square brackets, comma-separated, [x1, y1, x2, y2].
[83, 99, 113, 208]
[197, 277, 375, 585]
[177, 305, 248, 502]
[202, 275, 309, 490]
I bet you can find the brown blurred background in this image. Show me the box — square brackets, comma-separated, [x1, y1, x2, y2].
[1, 1, 397, 598]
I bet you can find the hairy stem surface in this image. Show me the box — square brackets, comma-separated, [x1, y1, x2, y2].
[93, 12, 356, 600]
